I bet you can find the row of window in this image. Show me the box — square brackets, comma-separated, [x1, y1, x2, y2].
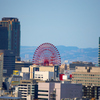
[38, 94, 48, 96]
[73, 74, 100, 77]
[35, 77, 43, 78]
[73, 79, 100, 82]
[35, 74, 43, 76]
[38, 98, 48, 100]
[73, 77, 100, 79]
[0, 22, 8, 27]
[38, 90, 48, 92]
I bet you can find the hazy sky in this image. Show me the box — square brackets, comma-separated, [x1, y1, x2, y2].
[0, 0, 100, 48]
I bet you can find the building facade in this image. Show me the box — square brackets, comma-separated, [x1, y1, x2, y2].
[0, 50, 15, 77]
[0, 53, 3, 89]
[0, 26, 8, 50]
[0, 97, 26, 100]
[34, 71, 54, 81]
[82, 86, 100, 99]
[17, 80, 38, 100]
[38, 82, 82, 100]
[69, 61, 94, 70]
[30, 65, 59, 80]
[15, 61, 32, 71]
[20, 67, 30, 80]
[99, 37, 100, 67]
[72, 66, 100, 86]
[0, 17, 20, 60]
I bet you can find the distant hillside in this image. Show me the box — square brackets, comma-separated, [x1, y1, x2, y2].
[20, 46, 98, 64]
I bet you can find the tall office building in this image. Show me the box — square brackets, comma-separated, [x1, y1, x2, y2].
[0, 17, 20, 60]
[0, 26, 8, 50]
[0, 50, 15, 77]
[99, 37, 100, 67]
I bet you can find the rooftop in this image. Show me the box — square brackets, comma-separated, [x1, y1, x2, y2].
[0, 96, 22, 99]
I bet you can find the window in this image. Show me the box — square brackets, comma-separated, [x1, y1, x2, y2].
[38, 98, 48, 100]
[38, 90, 48, 92]
[38, 94, 48, 96]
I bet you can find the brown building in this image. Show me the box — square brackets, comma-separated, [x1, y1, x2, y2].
[72, 66, 100, 99]
[0, 17, 20, 60]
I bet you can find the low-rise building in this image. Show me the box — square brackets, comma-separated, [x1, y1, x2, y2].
[34, 71, 54, 81]
[20, 67, 30, 80]
[30, 65, 59, 80]
[69, 61, 94, 70]
[38, 81, 82, 100]
[15, 61, 32, 71]
[17, 80, 38, 100]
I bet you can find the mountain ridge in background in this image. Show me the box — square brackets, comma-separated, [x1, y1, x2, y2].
[20, 46, 98, 64]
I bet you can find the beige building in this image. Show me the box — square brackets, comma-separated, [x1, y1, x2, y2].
[30, 65, 59, 80]
[60, 64, 68, 73]
[72, 66, 100, 86]
[34, 71, 54, 81]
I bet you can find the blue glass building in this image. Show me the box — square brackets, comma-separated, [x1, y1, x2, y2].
[0, 17, 20, 60]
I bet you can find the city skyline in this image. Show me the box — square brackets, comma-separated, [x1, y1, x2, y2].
[0, 0, 100, 48]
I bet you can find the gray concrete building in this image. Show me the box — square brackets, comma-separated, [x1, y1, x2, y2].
[0, 53, 3, 89]
[17, 80, 38, 100]
[38, 81, 82, 100]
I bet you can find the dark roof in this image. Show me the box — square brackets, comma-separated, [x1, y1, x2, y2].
[2, 17, 18, 21]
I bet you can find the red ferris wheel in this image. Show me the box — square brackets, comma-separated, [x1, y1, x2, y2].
[32, 43, 61, 66]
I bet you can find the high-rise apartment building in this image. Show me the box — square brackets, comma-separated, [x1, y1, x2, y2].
[99, 37, 100, 67]
[0, 17, 20, 60]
